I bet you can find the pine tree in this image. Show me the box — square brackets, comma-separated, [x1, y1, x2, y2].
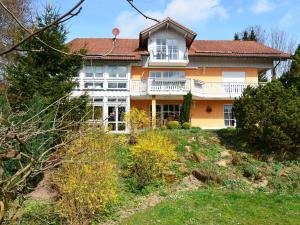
[280, 44, 300, 89]
[180, 91, 192, 123]
[249, 29, 258, 41]
[234, 33, 240, 40]
[242, 31, 249, 41]
[6, 5, 84, 108]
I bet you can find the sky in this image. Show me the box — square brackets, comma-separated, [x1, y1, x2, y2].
[35, 0, 300, 43]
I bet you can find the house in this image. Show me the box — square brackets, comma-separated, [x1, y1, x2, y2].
[69, 18, 290, 132]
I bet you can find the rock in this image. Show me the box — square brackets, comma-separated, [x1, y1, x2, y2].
[192, 152, 206, 162]
[220, 150, 232, 158]
[162, 171, 178, 183]
[216, 160, 230, 167]
[192, 170, 222, 183]
[176, 156, 186, 163]
[209, 136, 221, 144]
[178, 165, 190, 175]
[198, 137, 207, 144]
[255, 172, 264, 180]
[253, 179, 268, 188]
[184, 145, 192, 152]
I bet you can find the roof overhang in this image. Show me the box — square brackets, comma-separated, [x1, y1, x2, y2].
[139, 17, 197, 49]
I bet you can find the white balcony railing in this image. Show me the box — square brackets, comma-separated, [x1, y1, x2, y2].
[148, 50, 189, 66]
[130, 78, 262, 98]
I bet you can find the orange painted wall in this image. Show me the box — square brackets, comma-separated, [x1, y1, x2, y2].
[131, 66, 258, 83]
[131, 99, 234, 129]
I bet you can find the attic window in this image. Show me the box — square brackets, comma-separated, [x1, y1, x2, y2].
[155, 39, 178, 60]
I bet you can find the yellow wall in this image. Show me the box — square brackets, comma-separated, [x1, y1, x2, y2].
[131, 99, 234, 129]
[131, 66, 258, 83]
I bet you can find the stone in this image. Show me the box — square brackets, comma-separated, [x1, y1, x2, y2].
[192, 152, 206, 162]
[178, 165, 190, 175]
[184, 145, 192, 152]
[220, 150, 232, 158]
[176, 156, 186, 163]
[216, 159, 230, 167]
[253, 179, 268, 188]
[162, 171, 178, 183]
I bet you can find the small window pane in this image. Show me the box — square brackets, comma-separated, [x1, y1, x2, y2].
[118, 83, 127, 89]
[118, 123, 126, 131]
[94, 106, 103, 120]
[84, 82, 93, 89]
[94, 82, 103, 89]
[108, 106, 116, 121]
[108, 83, 118, 89]
[118, 106, 126, 121]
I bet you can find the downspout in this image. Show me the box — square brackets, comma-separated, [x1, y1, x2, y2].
[271, 59, 281, 80]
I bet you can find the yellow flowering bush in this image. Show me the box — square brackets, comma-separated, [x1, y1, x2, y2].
[54, 128, 118, 225]
[130, 131, 177, 188]
[124, 107, 150, 144]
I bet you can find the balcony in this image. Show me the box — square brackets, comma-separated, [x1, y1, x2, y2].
[148, 51, 189, 67]
[130, 79, 262, 99]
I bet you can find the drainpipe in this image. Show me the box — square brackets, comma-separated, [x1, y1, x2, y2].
[271, 59, 281, 80]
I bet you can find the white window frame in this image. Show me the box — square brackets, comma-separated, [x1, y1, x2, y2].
[155, 39, 179, 61]
[107, 81, 128, 90]
[84, 81, 104, 90]
[108, 66, 128, 79]
[83, 66, 104, 79]
[224, 105, 236, 127]
[149, 71, 185, 79]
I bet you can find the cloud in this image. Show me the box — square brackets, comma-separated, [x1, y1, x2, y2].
[115, 0, 228, 38]
[251, 0, 274, 14]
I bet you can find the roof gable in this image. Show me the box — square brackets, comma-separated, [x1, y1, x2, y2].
[139, 17, 197, 49]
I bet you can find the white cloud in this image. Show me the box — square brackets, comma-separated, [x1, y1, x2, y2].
[115, 0, 228, 38]
[251, 0, 274, 14]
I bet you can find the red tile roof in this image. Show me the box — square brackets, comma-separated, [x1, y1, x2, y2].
[68, 38, 290, 60]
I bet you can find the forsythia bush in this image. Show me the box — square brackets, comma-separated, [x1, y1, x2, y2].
[166, 121, 181, 129]
[124, 107, 150, 144]
[54, 128, 118, 225]
[130, 131, 177, 188]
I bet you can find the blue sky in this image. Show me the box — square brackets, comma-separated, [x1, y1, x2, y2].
[36, 0, 300, 42]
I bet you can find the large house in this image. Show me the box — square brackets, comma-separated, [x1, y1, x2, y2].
[69, 18, 290, 133]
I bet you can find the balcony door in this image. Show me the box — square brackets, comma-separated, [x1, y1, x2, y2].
[150, 104, 181, 126]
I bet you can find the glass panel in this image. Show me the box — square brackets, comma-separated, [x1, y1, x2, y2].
[156, 105, 161, 112]
[108, 123, 116, 131]
[118, 123, 126, 131]
[85, 66, 94, 77]
[84, 82, 93, 89]
[108, 66, 118, 78]
[108, 98, 117, 102]
[93, 98, 103, 103]
[169, 105, 174, 111]
[118, 83, 127, 89]
[94, 106, 103, 120]
[87, 105, 93, 120]
[163, 105, 168, 111]
[94, 82, 103, 89]
[108, 106, 116, 122]
[108, 83, 118, 89]
[118, 98, 126, 103]
[118, 107, 126, 122]
[175, 105, 179, 111]
[118, 66, 127, 78]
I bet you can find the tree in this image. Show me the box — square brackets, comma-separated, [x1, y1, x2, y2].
[0, 0, 32, 64]
[280, 44, 300, 89]
[6, 5, 84, 108]
[234, 33, 240, 41]
[180, 91, 192, 123]
[233, 80, 300, 156]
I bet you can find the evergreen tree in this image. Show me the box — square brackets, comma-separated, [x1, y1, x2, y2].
[242, 31, 249, 41]
[249, 29, 258, 41]
[280, 44, 300, 89]
[180, 91, 192, 123]
[234, 33, 240, 40]
[6, 5, 84, 108]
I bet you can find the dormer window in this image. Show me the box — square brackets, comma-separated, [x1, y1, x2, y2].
[155, 39, 178, 60]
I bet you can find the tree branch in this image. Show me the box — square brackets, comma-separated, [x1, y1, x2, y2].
[0, 0, 85, 56]
[126, 0, 160, 23]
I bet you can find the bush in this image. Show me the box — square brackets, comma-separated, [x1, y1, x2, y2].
[182, 122, 191, 129]
[242, 165, 259, 178]
[166, 121, 181, 129]
[160, 125, 167, 130]
[130, 131, 177, 188]
[124, 107, 150, 144]
[233, 80, 300, 155]
[54, 128, 118, 225]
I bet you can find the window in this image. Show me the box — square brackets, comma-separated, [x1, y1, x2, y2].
[224, 105, 235, 127]
[108, 98, 127, 103]
[108, 66, 127, 78]
[83, 66, 104, 78]
[107, 82, 127, 89]
[150, 104, 181, 126]
[84, 82, 103, 89]
[149, 71, 185, 79]
[108, 106, 126, 132]
[87, 105, 103, 121]
[155, 39, 178, 60]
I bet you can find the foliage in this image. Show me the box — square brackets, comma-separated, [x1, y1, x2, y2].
[124, 107, 150, 144]
[166, 121, 181, 129]
[53, 127, 119, 225]
[234, 28, 258, 41]
[180, 91, 192, 123]
[181, 122, 191, 129]
[233, 80, 300, 155]
[130, 131, 176, 188]
[242, 164, 259, 178]
[281, 44, 300, 89]
[6, 5, 85, 109]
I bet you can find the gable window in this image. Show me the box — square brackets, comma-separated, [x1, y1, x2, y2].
[155, 39, 178, 60]
[224, 105, 236, 127]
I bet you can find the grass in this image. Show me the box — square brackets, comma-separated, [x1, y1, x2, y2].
[122, 188, 300, 225]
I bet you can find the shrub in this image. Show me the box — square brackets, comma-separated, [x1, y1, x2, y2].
[233, 80, 300, 155]
[180, 91, 192, 123]
[160, 125, 167, 130]
[166, 121, 181, 129]
[242, 164, 258, 179]
[54, 128, 118, 225]
[130, 131, 177, 188]
[124, 107, 150, 144]
[182, 122, 191, 129]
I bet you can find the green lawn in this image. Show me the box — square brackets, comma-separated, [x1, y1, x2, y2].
[122, 189, 300, 225]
